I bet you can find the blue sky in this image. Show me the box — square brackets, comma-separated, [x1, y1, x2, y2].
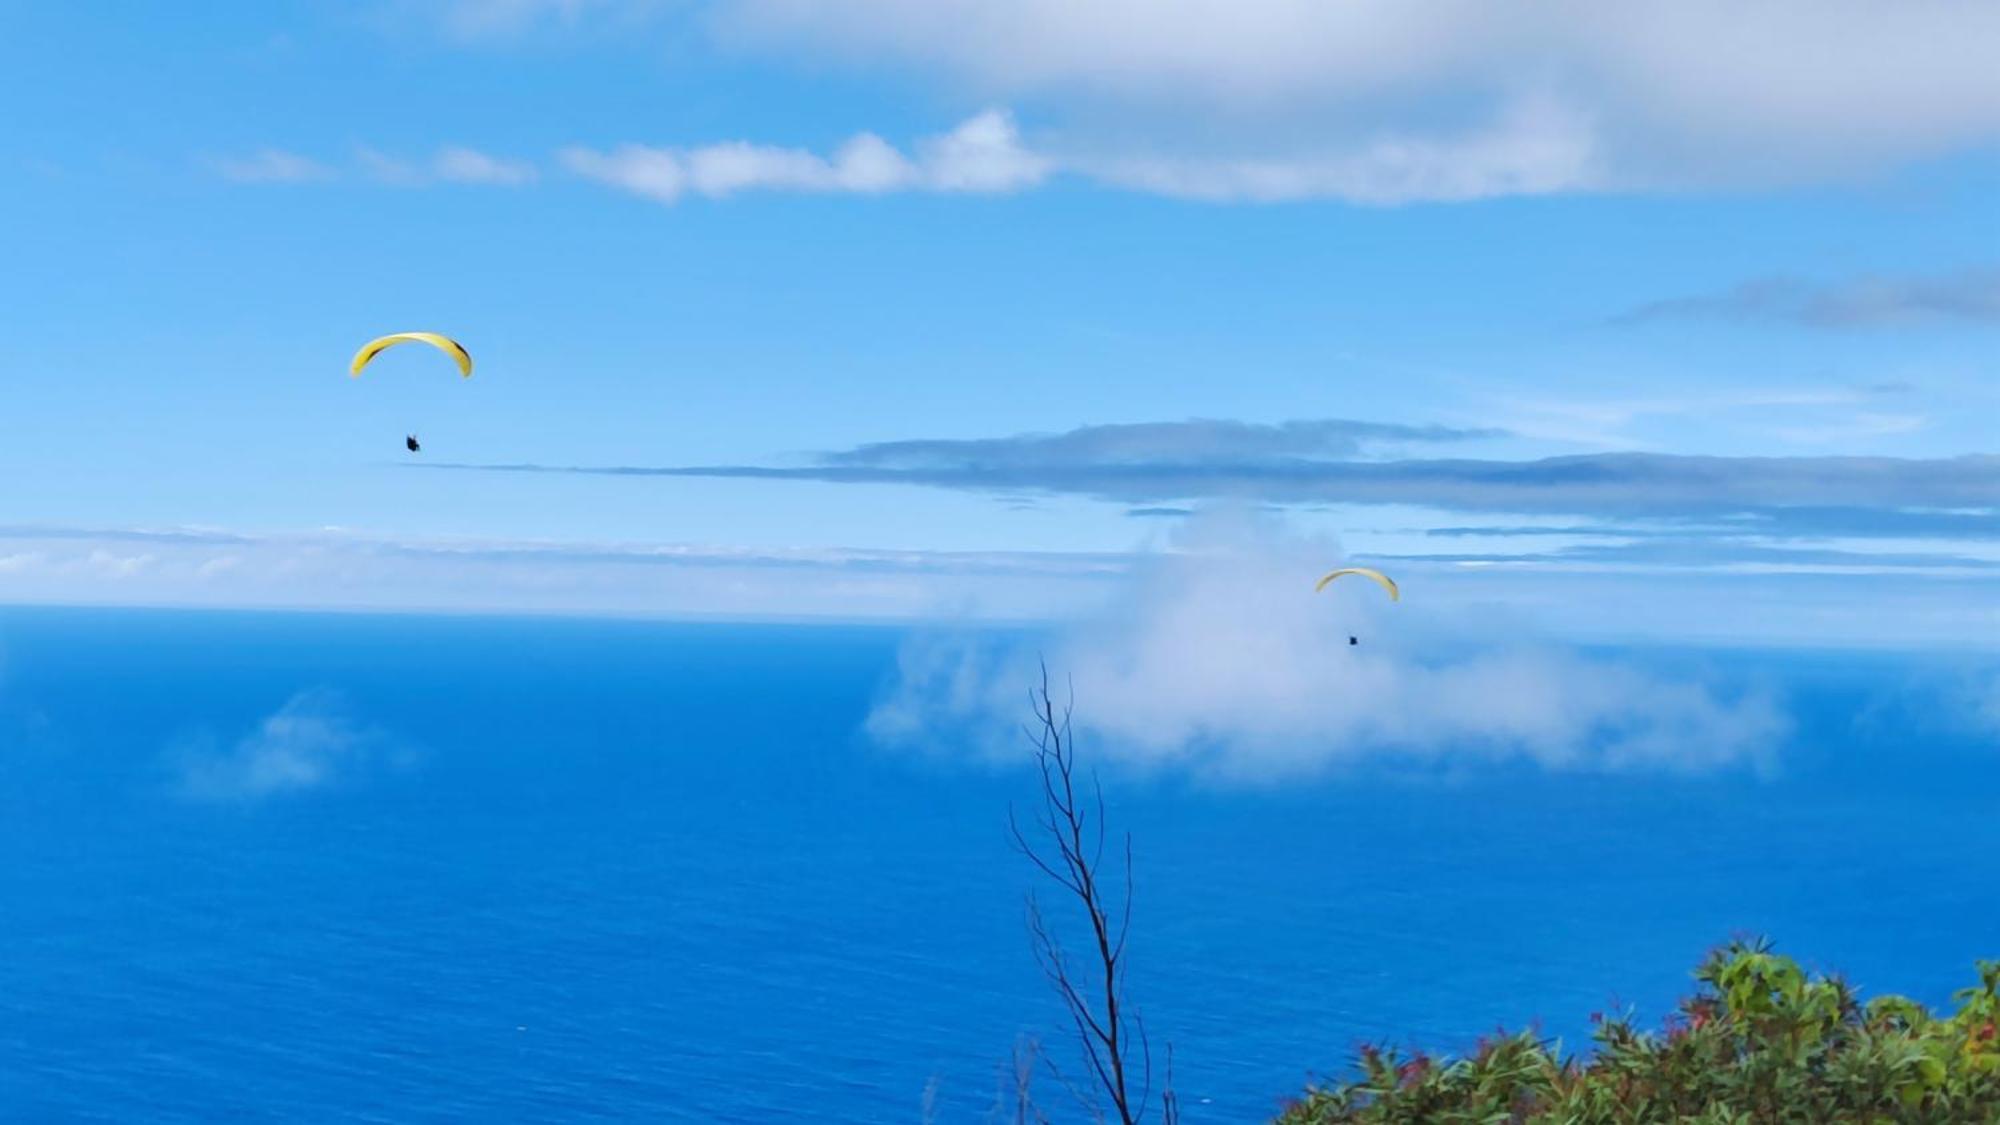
[2, 1, 1996, 643]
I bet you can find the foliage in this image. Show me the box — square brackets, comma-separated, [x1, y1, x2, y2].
[1278, 941, 2000, 1124]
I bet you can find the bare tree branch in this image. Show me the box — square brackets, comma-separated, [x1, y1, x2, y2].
[1007, 658, 1180, 1124]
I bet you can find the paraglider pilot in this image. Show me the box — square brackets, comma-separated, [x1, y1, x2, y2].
[406, 434, 421, 453]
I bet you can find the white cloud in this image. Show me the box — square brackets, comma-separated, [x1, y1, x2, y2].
[397, 2, 2000, 198]
[432, 0, 659, 38]
[868, 508, 1788, 778]
[1978, 675, 2000, 737]
[355, 146, 425, 185]
[173, 690, 382, 802]
[560, 110, 1050, 202]
[210, 148, 332, 184]
[432, 145, 539, 184]
[561, 106, 1579, 205]
[0, 525, 1123, 623]
[1482, 387, 1922, 451]
[1080, 96, 1600, 203]
[716, 0, 2000, 189]
[82, 549, 155, 578]
[916, 109, 1054, 192]
[1769, 413, 1929, 447]
[213, 145, 535, 187]
[358, 145, 538, 186]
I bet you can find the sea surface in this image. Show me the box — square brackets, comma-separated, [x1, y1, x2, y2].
[1, 607, 1995, 1122]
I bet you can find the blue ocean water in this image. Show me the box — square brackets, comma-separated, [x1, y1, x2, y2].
[1, 607, 1995, 1122]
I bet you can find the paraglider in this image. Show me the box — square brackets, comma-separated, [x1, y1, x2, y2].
[349, 332, 473, 379]
[1317, 567, 1397, 648]
[1314, 566, 1399, 601]
[350, 332, 470, 453]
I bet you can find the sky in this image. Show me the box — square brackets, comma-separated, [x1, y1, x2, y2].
[2, 1, 1997, 645]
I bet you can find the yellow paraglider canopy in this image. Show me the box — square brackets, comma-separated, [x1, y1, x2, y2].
[1314, 566, 1399, 601]
[349, 332, 473, 379]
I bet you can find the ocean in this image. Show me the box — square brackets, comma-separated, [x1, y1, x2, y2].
[1, 607, 1995, 1121]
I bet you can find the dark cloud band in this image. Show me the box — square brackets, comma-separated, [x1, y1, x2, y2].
[422, 449, 2000, 522]
[1617, 268, 2000, 328]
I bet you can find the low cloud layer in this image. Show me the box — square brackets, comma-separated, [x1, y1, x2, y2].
[868, 510, 1788, 778]
[0, 525, 1127, 623]
[1618, 269, 2000, 328]
[3, 521, 1992, 646]
[173, 690, 383, 802]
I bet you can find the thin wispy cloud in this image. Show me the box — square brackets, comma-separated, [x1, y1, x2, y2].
[1422, 507, 2000, 542]
[1768, 413, 1930, 446]
[172, 689, 385, 802]
[215, 145, 537, 187]
[0, 524, 1133, 577]
[1370, 542, 2000, 575]
[0, 525, 257, 546]
[433, 145, 538, 184]
[428, 0, 661, 39]
[0, 525, 1131, 623]
[869, 510, 1788, 779]
[359, 144, 538, 186]
[1619, 269, 2000, 329]
[1080, 96, 1602, 204]
[209, 148, 332, 184]
[1976, 674, 2000, 737]
[1473, 386, 1934, 452]
[559, 110, 1049, 202]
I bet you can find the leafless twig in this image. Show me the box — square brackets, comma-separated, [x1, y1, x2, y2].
[1009, 659, 1179, 1123]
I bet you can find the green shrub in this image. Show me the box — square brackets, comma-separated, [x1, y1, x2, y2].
[1278, 941, 2000, 1124]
